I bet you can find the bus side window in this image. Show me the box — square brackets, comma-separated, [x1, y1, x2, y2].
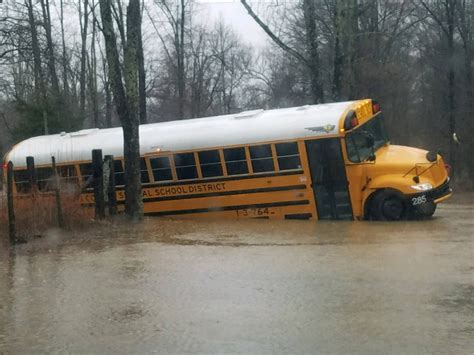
[174, 153, 198, 180]
[249, 145, 274, 173]
[13, 170, 31, 194]
[198, 150, 223, 178]
[224, 147, 249, 175]
[57, 165, 79, 188]
[80, 163, 94, 189]
[140, 158, 150, 184]
[150, 157, 173, 182]
[275, 142, 301, 170]
[37, 167, 54, 192]
[114, 160, 125, 186]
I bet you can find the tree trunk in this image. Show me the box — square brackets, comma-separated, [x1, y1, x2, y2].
[40, 0, 60, 95]
[89, 7, 100, 128]
[60, 0, 69, 96]
[138, 9, 147, 124]
[123, 0, 143, 218]
[105, 79, 113, 128]
[458, 0, 473, 178]
[59, 0, 72, 131]
[303, 0, 323, 103]
[446, 0, 456, 176]
[347, 0, 359, 99]
[80, 0, 90, 123]
[99, 0, 143, 219]
[100, 47, 113, 128]
[26, 0, 49, 135]
[177, 0, 186, 119]
[332, 0, 344, 101]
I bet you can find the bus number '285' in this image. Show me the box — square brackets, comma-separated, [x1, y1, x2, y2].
[412, 195, 427, 206]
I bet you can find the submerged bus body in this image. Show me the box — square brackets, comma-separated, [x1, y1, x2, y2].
[4, 99, 452, 220]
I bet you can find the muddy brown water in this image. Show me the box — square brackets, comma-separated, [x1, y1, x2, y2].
[0, 202, 473, 354]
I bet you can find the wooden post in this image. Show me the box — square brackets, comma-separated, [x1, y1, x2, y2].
[104, 155, 117, 216]
[7, 161, 16, 244]
[51, 156, 64, 228]
[26, 156, 37, 193]
[92, 149, 105, 219]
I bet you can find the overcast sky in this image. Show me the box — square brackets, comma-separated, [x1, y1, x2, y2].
[194, 0, 268, 46]
[0, 0, 270, 47]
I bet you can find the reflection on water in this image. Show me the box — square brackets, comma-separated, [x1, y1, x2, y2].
[0, 203, 473, 353]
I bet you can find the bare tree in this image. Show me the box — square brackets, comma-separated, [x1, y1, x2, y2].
[59, 0, 69, 96]
[26, 0, 49, 134]
[210, 21, 252, 114]
[79, 0, 90, 123]
[151, 0, 189, 119]
[457, 0, 473, 116]
[88, 0, 100, 128]
[40, 0, 60, 96]
[419, 0, 457, 174]
[455, 0, 473, 180]
[240, 0, 323, 103]
[99, 0, 143, 218]
[137, 3, 147, 124]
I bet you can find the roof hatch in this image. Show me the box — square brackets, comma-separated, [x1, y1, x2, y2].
[234, 109, 264, 119]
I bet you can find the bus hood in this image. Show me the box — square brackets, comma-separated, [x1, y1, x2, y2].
[366, 144, 448, 188]
[375, 144, 430, 168]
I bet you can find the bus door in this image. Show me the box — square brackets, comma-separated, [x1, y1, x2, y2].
[305, 139, 353, 220]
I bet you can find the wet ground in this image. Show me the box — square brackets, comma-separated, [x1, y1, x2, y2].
[0, 201, 473, 354]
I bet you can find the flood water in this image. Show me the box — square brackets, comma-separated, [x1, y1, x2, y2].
[0, 201, 473, 354]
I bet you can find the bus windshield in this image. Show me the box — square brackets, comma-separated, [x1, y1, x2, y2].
[345, 113, 389, 163]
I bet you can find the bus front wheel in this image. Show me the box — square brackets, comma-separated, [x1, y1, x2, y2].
[369, 190, 407, 221]
[412, 201, 437, 219]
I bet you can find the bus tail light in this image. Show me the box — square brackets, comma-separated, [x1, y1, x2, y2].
[343, 110, 358, 130]
[372, 100, 381, 114]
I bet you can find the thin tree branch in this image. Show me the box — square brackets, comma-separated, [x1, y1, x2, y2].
[240, 0, 308, 66]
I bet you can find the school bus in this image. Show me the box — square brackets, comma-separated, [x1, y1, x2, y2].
[4, 99, 452, 220]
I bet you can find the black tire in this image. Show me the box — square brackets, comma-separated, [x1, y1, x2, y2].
[412, 201, 437, 219]
[370, 190, 407, 221]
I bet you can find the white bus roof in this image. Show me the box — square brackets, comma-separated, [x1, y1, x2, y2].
[6, 100, 357, 168]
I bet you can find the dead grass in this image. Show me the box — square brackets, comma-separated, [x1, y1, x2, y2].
[0, 190, 94, 242]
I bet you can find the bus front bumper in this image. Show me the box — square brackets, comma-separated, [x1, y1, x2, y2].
[430, 178, 453, 203]
[409, 178, 452, 202]
[406, 178, 452, 216]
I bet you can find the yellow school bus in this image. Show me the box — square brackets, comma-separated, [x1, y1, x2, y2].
[4, 99, 452, 220]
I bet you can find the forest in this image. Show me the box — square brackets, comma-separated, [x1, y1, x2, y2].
[0, 0, 473, 189]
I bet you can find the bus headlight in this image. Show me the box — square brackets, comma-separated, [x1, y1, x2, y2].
[411, 183, 433, 191]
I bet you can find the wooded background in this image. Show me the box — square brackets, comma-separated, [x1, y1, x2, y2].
[0, 0, 473, 186]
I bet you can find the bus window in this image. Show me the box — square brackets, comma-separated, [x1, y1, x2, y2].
[249, 145, 274, 173]
[37, 167, 54, 192]
[198, 150, 223, 178]
[13, 170, 30, 194]
[275, 142, 301, 171]
[345, 113, 389, 163]
[150, 156, 173, 182]
[114, 160, 125, 186]
[224, 147, 249, 175]
[174, 153, 198, 180]
[57, 165, 76, 178]
[57, 165, 79, 187]
[140, 158, 150, 184]
[80, 163, 94, 189]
